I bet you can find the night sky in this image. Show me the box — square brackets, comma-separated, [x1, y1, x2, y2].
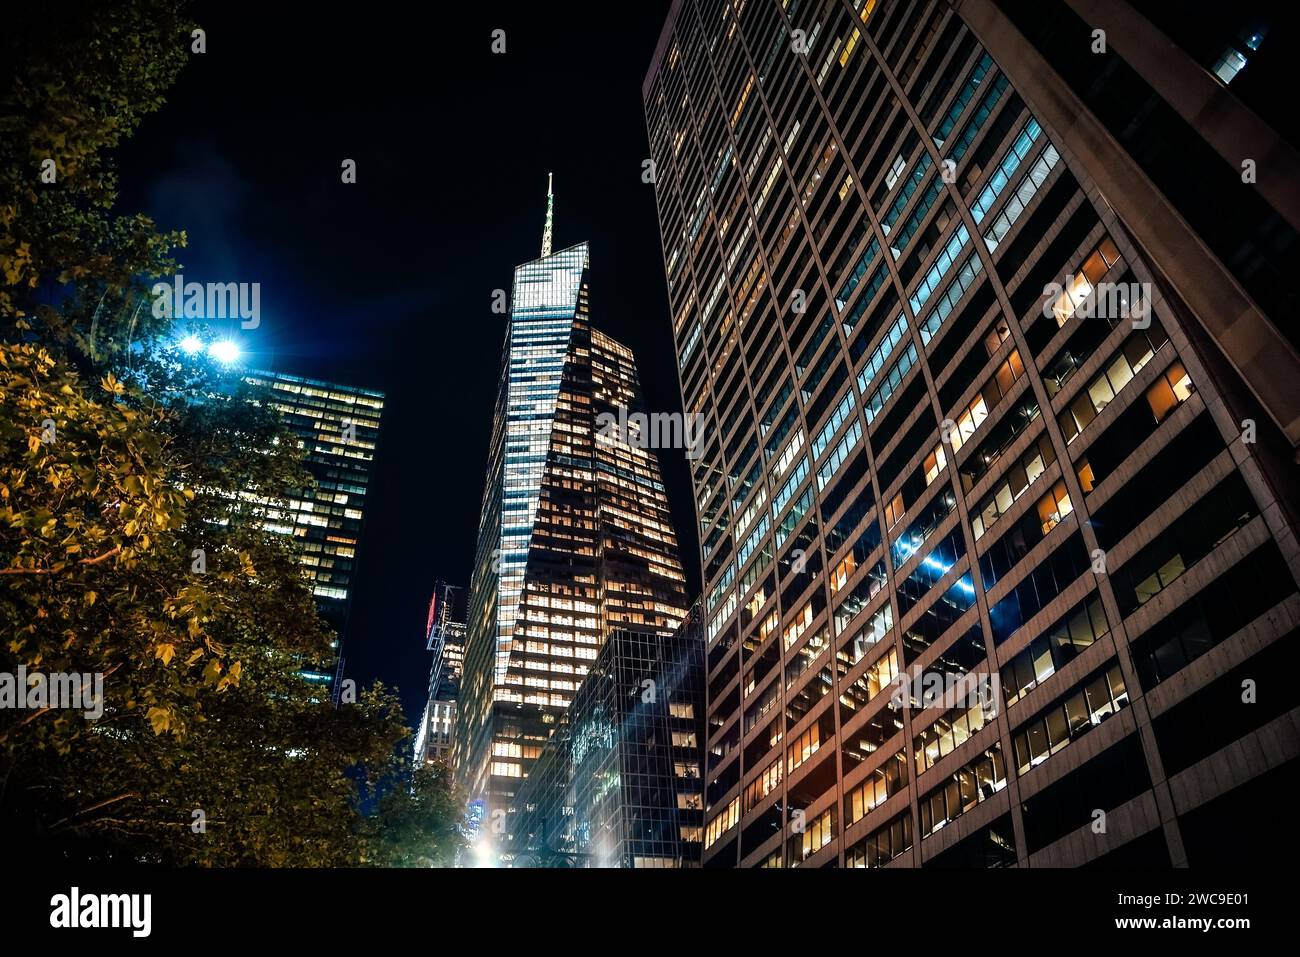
[116, 0, 700, 725]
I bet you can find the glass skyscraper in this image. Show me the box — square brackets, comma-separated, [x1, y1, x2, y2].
[455, 197, 691, 852]
[241, 370, 385, 686]
[643, 0, 1300, 868]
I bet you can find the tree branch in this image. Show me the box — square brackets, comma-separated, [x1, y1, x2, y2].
[48, 790, 141, 831]
[0, 545, 121, 575]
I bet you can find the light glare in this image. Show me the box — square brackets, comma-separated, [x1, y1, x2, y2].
[209, 339, 241, 364]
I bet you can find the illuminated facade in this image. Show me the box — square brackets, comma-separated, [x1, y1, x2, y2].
[455, 208, 691, 839]
[506, 612, 706, 868]
[416, 699, 458, 767]
[415, 587, 466, 767]
[242, 370, 385, 685]
[644, 0, 1300, 868]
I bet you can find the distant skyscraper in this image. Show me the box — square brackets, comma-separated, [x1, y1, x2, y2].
[506, 608, 706, 868]
[416, 699, 460, 767]
[455, 183, 691, 847]
[643, 0, 1300, 869]
[242, 370, 385, 686]
[415, 584, 466, 767]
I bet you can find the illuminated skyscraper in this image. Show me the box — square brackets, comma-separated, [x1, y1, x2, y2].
[644, 0, 1300, 869]
[415, 585, 466, 767]
[241, 370, 384, 686]
[455, 183, 691, 843]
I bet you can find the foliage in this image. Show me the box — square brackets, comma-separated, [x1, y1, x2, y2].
[0, 0, 190, 355]
[0, 1, 464, 865]
[364, 762, 466, 868]
[0, 339, 464, 865]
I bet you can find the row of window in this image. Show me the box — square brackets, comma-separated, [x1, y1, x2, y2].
[919, 744, 1007, 837]
[1001, 593, 1109, 707]
[1012, 663, 1129, 775]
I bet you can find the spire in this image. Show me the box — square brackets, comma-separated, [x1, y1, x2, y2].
[541, 172, 554, 258]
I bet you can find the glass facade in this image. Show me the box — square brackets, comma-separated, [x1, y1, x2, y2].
[241, 370, 385, 686]
[643, 0, 1300, 868]
[505, 613, 706, 868]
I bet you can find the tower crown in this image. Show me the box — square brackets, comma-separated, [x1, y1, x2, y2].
[541, 172, 554, 258]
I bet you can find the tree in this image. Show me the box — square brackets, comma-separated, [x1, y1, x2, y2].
[365, 762, 466, 868]
[0, 1, 464, 865]
[0, 337, 464, 865]
[1, 0, 190, 358]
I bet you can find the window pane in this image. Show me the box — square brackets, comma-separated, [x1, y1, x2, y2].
[1072, 393, 1097, 430]
[1027, 722, 1048, 763]
[1106, 355, 1134, 394]
[1032, 639, 1054, 683]
[1085, 676, 1114, 721]
[1046, 706, 1070, 752]
[1123, 335, 1155, 373]
[1064, 691, 1091, 736]
[1088, 376, 1115, 414]
[1146, 377, 1177, 422]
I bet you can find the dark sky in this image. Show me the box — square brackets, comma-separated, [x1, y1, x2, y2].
[117, 0, 700, 726]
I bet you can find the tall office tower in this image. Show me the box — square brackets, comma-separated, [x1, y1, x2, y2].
[455, 186, 691, 841]
[506, 609, 706, 868]
[241, 370, 385, 685]
[643, 0, 1300, 869]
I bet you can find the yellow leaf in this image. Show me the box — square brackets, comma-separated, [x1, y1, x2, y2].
[155, 642, 175, 666]
[84, 590, 97, 607]
[146, 706, 170, 735]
